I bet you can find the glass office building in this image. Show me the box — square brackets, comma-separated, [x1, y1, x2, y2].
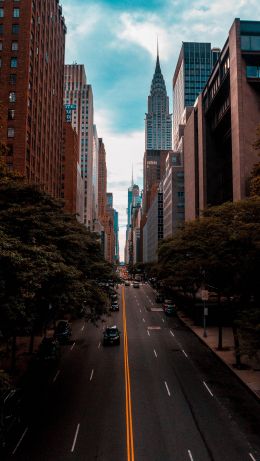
[173, 42, 219, 150]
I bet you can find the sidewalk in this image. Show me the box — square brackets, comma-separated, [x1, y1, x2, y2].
[178, 311, 260, 400]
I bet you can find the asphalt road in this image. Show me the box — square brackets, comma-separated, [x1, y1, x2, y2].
[5, 283, 260, 461]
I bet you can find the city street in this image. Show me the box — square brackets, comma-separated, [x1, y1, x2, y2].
[6, 283, 260, 461]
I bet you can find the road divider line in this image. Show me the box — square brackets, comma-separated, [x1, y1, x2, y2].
[12, 427, 28, 455]
[162, 318, 165, 323]
[188, 449, 194, 461]
[70, 342, 75, 351]
[249, 453, 257, 461]
[81, 324, 85, 331]
[90, 369, 94, 381]
[98, 342, 101, 349]
[182, 350, 188, 358]
[71, 423, 80, 453]
[147, 330, 150, 336]
[122, 287, 135, 461]
[53, 370, 60, 383]
[142, 318, 146, 323]
[154, 349, 158, 358]
[203, 381, 214, 397]
[164, 381, 171, 397]
[170, 330, 174, 337]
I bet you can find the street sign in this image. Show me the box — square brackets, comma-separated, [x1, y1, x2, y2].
[201, 289, 209, 301]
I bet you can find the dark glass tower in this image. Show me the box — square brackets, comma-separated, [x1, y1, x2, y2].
[145, 50, 172, 150]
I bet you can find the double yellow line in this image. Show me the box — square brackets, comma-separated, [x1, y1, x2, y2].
[122, 287, 135, 461]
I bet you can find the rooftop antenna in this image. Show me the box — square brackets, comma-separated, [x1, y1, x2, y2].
[131, 164, 134, 187]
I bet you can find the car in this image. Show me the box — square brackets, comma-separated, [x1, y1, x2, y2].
[162, 300, 176, 316]
[110, 302, 119, 312]
[36, 337, 60, 361]
[103, 326, 121, 346]
[0, 389, 22, 448]
[124, 281, 130, 286]
[54, 320, 72, 343]
[133, 282, 140, 288]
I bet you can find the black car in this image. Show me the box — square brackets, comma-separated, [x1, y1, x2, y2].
[36, 337, 60, 361]
[103, 326, 120, 346]
[110, 302, 119, 312]
[0, 389, 22, 447]
[155, 293, 164, 303]
[54, 320, 72, 343]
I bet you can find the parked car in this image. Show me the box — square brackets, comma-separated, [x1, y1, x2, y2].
[124, 281, 130, 286]
[36, 337, 60, 361]
[133, 282, 140, 288]
[110, 302, 119, 312]
[54, 320, 72, 343]
[0, 389, 22, 447]
[162, 300, 176, 316]
[102, 326, 121, 346]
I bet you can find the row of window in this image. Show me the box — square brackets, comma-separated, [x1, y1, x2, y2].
[0, 40, 18, 50]
[0, 8, 20, 18]
[246, 65, 260, 79]
[0, 57, 18, 67]
[0, 24, 20, 34]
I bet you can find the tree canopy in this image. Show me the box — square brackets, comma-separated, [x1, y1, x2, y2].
[0, 160, 113, 337]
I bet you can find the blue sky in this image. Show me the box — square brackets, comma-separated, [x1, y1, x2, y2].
[62, 0, 260, 260]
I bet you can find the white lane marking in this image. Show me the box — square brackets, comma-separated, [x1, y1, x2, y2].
[142, 318, 146, 323]
[147, 330, 150, 336]
[90, 369, 94, 381]
[182, 350, 188, 358]
[249, 454, 257, 461]
[139, 309, 141, 313]
[162, 318, 165, 323]
[71, 423, 80, 452]
[81, 324, 85, 331]
[170, 330, 175, 337]
[98, 342, 101, 349]
[12, 427, 28, 455]
[70, 342, 75, 351]
[164, 381, 171, 397]
[188, 450, 194, 461]
[53, 370, 60, 383]
[203, 381, 214, 397]
[154, 349, 158, 358]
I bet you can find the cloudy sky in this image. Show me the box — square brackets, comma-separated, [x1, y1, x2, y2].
[62, 0, 260, 260]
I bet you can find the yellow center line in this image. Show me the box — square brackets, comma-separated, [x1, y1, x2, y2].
[122, 286, 135, 461]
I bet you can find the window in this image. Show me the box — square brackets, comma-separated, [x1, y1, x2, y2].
[9, 91, 16, 102]
[0, 58, 1, 68]
[13, 8, 20, 18]
[0, 9, 4, 18]
[0, 25, 3, 35]
[12, 24, 19, 34]
[241, 35, 260, 51]
[0, 41, 2, 50]
[8, 109, 15, 120]
[8, 128, 15, 138]
[10, 57, 17, 68]
[246, 66, 260, 78]
[10, 74, 17, 84]
[7, 144, 14, 156]
[11, 41, 18, 51]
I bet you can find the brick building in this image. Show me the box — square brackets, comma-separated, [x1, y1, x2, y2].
[62, 121, 82, 217]
[184, 19, 260, 220]
[98, 138, 107, 220]
[0, 0, 66, 197]
[163, 152, 184, 238]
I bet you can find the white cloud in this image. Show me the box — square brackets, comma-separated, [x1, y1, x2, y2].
[117, 12, 173, 61]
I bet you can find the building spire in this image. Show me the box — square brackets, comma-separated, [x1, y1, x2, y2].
[157, 36, 159, 60]
[131, 163, 134, 187]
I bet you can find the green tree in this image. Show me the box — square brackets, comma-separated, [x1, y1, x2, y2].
[249, 124, 260, 197]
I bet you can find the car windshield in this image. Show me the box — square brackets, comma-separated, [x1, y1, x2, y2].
[56, 322, 67, 331]
[106, 328, 118, 336]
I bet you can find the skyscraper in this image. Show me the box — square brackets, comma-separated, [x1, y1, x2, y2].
[173, 42, 220, 150]
[0, 0, 66, 197]
[64, 65, 94, 228]
[145, 49, 172, 150]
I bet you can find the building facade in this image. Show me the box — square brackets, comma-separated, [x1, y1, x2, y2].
[145, 51, 172, 150]
[173, 42, 220, 150]
[64, 65, 94, 228]
[0, 0, 66, 197]
[143, 189, 163, 263]
[163, 152, 184, 238]
[62, 121, 79, 216]
[183, 19, 260, 221]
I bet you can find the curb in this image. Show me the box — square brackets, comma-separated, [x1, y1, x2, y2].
[177, 312, 260, 403]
